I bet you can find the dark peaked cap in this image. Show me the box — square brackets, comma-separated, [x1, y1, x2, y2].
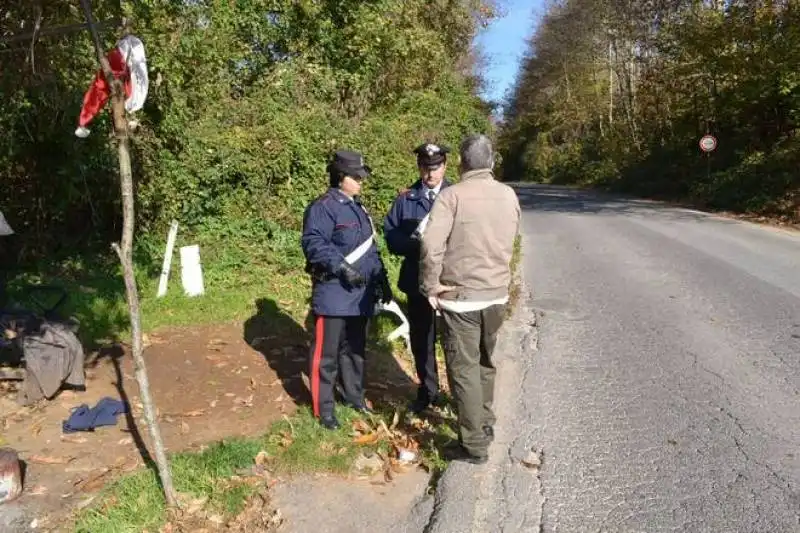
[328, 149, 371, 179]
[413, 142, 450, 168]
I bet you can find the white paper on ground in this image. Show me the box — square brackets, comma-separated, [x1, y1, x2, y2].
[180, 244, 205, 297]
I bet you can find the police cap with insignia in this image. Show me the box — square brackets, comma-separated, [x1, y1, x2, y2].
[413, 142, 450, 169]
[328, 149, 372, 179]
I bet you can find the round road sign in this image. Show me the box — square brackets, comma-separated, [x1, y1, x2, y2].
[699, 135, 717, 152]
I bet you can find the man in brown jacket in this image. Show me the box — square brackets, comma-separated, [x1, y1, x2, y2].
[419, 133, 521, 464]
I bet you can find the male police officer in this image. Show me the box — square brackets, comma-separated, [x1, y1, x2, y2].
[301, 149, 393, 430]
[383, 142, 452, 414]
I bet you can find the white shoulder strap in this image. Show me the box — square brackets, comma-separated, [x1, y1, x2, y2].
[345, 234, 374, 264]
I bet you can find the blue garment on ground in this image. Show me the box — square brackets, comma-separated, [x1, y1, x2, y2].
[62, 396, 128, 433]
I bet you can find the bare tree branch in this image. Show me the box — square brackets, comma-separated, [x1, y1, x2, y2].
[79, 0, 179, 509]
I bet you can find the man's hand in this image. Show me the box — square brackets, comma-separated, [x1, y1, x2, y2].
[337, 261, 366, 289]
[427, 285, 456, 310]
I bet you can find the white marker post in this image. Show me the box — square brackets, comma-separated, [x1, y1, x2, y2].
[156, 220, 179, 298]
[180, 244, 205, 297]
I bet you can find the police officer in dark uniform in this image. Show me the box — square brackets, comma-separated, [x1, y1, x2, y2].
[301, 149, 393, 430]
[383, 142, 452, 414]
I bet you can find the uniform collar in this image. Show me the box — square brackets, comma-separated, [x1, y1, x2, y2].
[409, 178, 450, 199]
[423, 181, 443, 196]
[328, 187, 357, 204]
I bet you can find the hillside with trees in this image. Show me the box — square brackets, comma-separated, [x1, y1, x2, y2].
[498, 0, 799, 223]
[1, 0, 496, 270]
[1, 0, 498, 341]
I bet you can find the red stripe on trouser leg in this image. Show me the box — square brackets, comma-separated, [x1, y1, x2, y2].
[311, 316, 325, 418]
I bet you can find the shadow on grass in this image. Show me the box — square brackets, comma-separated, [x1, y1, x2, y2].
[243, 298, 311, 406]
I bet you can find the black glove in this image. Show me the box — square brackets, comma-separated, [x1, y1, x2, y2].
[336, 261, 366, 289]
[377, 270, 394, 304]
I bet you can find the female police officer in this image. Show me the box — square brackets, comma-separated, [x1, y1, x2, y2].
[301, 149, 392, 429]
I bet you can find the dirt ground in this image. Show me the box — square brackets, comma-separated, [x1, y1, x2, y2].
[0, 316, 422, 532]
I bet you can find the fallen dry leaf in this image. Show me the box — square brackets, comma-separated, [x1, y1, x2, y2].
[180, 421, 190, 435]
[248, 377, 257, 390]
[234, 395, 254, 407]
[28, 454, 73, 465]
[182, 409, 205, 417]
[254, 451, 270, 466]
[352, 418, 372, 435]
[390, 410, 400, 430]
[224, 392, 236, 397]
[60, 434, 88, 445]
[209, 400, 218, 408]
[353, 432, 380, 445]
[28, 485, 48, 496]
[273, 393, 286, 403]
[390, 459, 409, 474]
[118, 436, 134, 446]
[278, 431, 293, 448]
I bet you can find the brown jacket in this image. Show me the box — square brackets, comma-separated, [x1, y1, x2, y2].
[420, 168, 521, 301]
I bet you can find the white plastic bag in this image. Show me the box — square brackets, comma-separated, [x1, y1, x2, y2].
[0, 210, 14, 236]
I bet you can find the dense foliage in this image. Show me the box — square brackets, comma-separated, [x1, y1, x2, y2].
[499, 0, 799, 221]
[1, 0, 497, 267]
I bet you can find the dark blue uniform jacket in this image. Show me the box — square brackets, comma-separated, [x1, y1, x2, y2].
[383, 179, 451, 297]
[301, 188, 383, 317]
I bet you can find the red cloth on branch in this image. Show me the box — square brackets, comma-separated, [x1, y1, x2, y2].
[77, 47, 132, 129]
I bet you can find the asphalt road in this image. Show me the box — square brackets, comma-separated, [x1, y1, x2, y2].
[425, 184, 800, 533]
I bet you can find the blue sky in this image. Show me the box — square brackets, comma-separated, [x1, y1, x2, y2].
[474, 0, 545, 105]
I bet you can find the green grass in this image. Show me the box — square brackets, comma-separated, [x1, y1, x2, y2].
[74, 437, 265, 533]
[72, 402, 459, 532]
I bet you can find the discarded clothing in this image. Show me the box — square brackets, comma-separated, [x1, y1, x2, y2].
[17, 321, 85, 405]
[63, 397, 128, 433]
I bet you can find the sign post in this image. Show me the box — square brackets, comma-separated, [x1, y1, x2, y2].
[699, 134, 717, 182]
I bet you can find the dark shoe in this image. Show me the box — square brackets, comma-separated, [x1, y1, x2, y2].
[408, 396, 430, 415]
[409, 391, 441, 414]
[445, 445, 488, 465]
[319, 415, 340, 430]
[483, 425, 494, 442]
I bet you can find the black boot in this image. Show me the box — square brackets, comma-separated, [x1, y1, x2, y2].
[408, 389, 438, 414]
[319, 414, 340, 430]
[444, 444, 488, 465]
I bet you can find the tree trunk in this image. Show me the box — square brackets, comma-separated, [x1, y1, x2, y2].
[79, 0, 177, 508]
